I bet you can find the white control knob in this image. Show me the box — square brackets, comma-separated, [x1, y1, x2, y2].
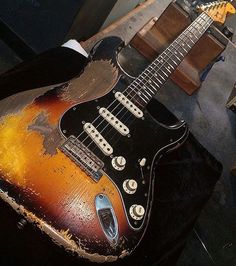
[123, 179, 138, 194]
[139, 158, 147, 167]
[129, 205, 145, 220]
[112, 156, 126, 171]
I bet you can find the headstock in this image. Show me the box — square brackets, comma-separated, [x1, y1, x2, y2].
[197, 1, 236, 24]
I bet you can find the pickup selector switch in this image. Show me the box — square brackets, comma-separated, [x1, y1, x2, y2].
[123, 179, 138, 194]
[139, 158, 147, 167]
[112, 156, 126, 171]
[129, 205, 145, 220]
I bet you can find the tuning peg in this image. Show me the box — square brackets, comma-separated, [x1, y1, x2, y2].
[222, 26, 234, 39]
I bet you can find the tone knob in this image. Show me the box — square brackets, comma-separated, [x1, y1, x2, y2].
[123, 179, 138, 194]
[111, 156, 126, 171]
[129, 205, 145, 220]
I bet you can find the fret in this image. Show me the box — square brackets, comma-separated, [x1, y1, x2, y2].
[127, 12, 213, 107]
[166, 63, 175, 70]
[147, 74, 162, 86]
[181, 45, 188, 53]
[170, 59, 178, 66]
[175, 45, 184, 56]
[158, 73, 166, 81]
[137, 92, 148, 103]
[146, 68, 162, 84]
[190, 28, 201, 39]
[173, 53, 181, 61]
[164, 66, 172, 73]
[137, 84, 156, 96]
[154, 74, 163, 84]
[139, 91, 149, 101]
[150, 79, 160, 88]
[138, 74, 157, 92]
[144, 81, 156, 92]
[133, 79, 145, 91]
[147, 86, 155, 94]
[160, 70, 169, 78]
[192, 25, 203, 34]
[188, 25, 200, 37]
[140, 67, 154, 79]
[148, 82, 157, 92]
[130, 80, 142, 91]
[133, 79, 144, 88]
[147, 79, 156, 88]
[131, 79, 141, 88]
[195, 20, 204, 28]
[184, 42, 192, 49]
[147, 64, 155, 72]
[185, 32, 196, 44]
[177, 39, 191, 53]
[198, 16, 207, 24]
[143, 89, 153, 98]
[201, 13, 210, 21]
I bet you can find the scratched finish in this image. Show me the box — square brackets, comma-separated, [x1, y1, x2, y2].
[0, 101, 128, 255]
[0, 39, 129, 262]
[0, 37, 188, 262]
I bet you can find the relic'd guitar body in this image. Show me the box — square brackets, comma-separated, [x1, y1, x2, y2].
[0, 2, 234, 263]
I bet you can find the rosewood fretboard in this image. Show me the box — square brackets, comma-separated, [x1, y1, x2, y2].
[128, 12, 213, 106]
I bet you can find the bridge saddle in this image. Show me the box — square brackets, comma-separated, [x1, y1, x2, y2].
[60, 135, 104, 182]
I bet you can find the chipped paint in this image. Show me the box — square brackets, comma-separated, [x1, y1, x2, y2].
[28, 111, 63, 156]
[0, 38, 140, 262]
[61, 60, 119, 103]
[0, 189, 119, 263]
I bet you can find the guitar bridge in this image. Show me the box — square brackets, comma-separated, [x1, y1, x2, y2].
[60, 135, 104, 182]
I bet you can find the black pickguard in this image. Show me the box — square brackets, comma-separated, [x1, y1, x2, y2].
[59, 45, 189, 231]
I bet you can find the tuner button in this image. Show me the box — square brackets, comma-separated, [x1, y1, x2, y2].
[123, 179, 138, 194]
[129, 205, 145, 220]
[112, 156, 126, 171]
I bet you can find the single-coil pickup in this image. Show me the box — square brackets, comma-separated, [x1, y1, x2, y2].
[115, 92, 143, 118]
[84, 123, 113, 156]
[99, 107, 130, 136]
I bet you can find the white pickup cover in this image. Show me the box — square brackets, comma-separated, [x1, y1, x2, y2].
[99, 107, 130, 136]
[115, 92, 143, 118]
[83, 123, 113, 156]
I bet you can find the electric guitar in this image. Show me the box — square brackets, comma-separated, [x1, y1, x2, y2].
[0, 1, 234, 263]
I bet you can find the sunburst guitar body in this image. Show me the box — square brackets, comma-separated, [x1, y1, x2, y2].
[0, 1, 234, 261]
[0, 37, 188, 262]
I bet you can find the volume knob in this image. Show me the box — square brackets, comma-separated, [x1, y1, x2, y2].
[123, 179, 138, 194]
[129, 205, 145, 220]
[112, 156, 126, 171]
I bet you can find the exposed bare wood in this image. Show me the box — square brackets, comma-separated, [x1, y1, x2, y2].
[81, 0, 171, 52]
[130, 3, 226, 95]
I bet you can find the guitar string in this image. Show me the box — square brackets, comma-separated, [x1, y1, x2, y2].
[73, 12, 208, 142]
[79, 13, 212, 148]
[68, 13, 212, 166]
[96, 15, 214, 161]
[72, 14, 213, 177]
[72, 13, 213, 165]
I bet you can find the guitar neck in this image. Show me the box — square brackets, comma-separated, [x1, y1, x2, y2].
[129, 12, 213, 106]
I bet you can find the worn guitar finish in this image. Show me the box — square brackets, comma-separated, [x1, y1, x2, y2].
[0, 37, 188, 262]
[1, 2, 234, 262]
